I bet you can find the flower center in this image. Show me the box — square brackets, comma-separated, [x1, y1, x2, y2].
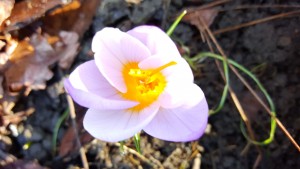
[122, 61, 177, 112]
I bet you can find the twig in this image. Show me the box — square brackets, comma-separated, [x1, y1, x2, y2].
[0, 149, 16, 166]
[198, 16, 259, 143]
[114, 142, 164, 169]
[196, 15, 263, 165]
[187, 0, 230, 12]
[66, 94, 89, 169]
[192, 153, 201, 169]
[224, 4, 300, 11]
[196, 8, 299, 151]
[231, 67, 300, 151]
[213, 10, 300, 35]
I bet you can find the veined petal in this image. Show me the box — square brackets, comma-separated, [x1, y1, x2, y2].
[68, 60, 115, 97]
[83, 103, 160, 142]
[65, 60, 138, 109]
[127, 25, 181, 57]
[92, 27, 151, 93]
[139, 55, 193, 82]
[143, 98, 208, 142]
[159, 83, 204, 109]
[139, 55, 194, 109]
[64, 80, 137, 110]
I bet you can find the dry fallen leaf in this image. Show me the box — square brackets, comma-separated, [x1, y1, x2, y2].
[2, 108, 35, 127]
[5, 34, 54, 92]
[0, 0, 15, 26]
[43, 0, 101, 38]
[56, 31, 79, 69]
[0, 76, 4, 98]
[0, 0, 63, 31]
[126, 0, 142, 5]
[4, 31, 79, 93]
[59, 105, 93, 157]
[2, 159, 47, 169]
[183, 7, 219, 30]
[0, 40, 6, 50]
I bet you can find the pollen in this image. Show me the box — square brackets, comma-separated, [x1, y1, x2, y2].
[122, 61, 177, 112]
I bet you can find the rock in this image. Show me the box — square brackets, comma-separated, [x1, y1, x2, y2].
[25, 143, 47, 160]
[129, 0, 162, 24]
[277, 36, 291, 47]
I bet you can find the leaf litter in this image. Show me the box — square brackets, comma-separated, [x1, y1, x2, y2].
[1, 0, 300, 168]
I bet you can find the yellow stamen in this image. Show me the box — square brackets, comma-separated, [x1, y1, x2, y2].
[122, 61, 177, 112]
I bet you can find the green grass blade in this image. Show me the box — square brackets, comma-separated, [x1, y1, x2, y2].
[52, 108, 69, 155]
[192, 52, 276, 145]
[134, 133, 141, 154]
[167, 10, 187, 36]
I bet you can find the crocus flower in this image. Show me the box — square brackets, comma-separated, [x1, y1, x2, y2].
[64, 25, 208, 142]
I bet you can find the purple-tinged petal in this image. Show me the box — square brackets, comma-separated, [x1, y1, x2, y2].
[64, 79, 137, 110]
[143, 98, 208, 142]
[127, 25, 181, 57]
[159, 83, 204, 109]
[64, 60, 138, 109]
[92, 27, 151, 93]
[68, 60, 115, 98]
[139, 55, 195, 108]
[83, 103, 160, 142]
[138, 55, 193, 83]
[162, 57, 193, 83]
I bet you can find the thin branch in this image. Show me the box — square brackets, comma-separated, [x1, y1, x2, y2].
[114, 142, 164, 169]
[213, 10, 300, 35]
[198, 16, 259, 143]
[223, 4, 300, 11]
[199, 19, 300, 151]
[66, 94, 90, 169]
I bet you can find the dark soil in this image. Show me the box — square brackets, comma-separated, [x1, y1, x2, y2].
[1, 0, 300, 169]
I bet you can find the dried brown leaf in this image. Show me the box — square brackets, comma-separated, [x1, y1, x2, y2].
[0, 76, 4, 99]
[0, 0, 15, 26]
[183, 7, 219, 29]
[2, 159, 47, 169]
[5, 34, 54, 92]
[59, 105, 93, 157]
[2, 108, 34, 127]
[43, 0, 101, 38]
[9, 38, 34, 62]
[56, 31, 79, 69]
[5, 31, 79, 93]
[0, 40, 6, 50]
[126, 0, 142, 5]
[0, 0, 62, 31]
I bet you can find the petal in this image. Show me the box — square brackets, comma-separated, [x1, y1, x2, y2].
[68, 60, 115, 97]
[65, 60, 138, 109]
[159, 83, 204, 109]
[127, 25, 181, 57]
[83, 103, 160, 142]
[92, 27, 151, 93]
[139, 55, 195, 109]
[143, 98, 209, 142]
[138, 55, 193, 83]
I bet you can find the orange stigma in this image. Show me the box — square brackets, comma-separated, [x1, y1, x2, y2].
[122, 61, 177, 112]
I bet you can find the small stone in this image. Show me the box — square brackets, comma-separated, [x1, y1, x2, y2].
[223, 156, 235, 168]
[42, 136, 52, 151]
[26, 143, 47, 160]
[29, 127, 44, 142]
[277, 36, 291, 47]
